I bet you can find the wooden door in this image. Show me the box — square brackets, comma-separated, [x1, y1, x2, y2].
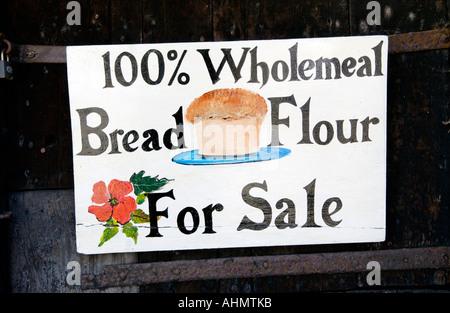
[1, 0, 448, 292]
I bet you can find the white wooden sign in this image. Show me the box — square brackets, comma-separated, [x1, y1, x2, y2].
[67, 35, 388, 254]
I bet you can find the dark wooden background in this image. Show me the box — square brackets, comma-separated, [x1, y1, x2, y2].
[0, 0, 448, 292]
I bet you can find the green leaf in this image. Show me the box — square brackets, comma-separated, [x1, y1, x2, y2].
[98, 226, 118, 247]
[122, 225, 138, 244]
[136, 193, 147, 205]
[106, 218, 118, 226]
[130, 170, 171, 196]
[131, 209, 150, 224]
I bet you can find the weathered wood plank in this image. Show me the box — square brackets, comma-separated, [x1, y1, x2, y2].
[8, 189, 138, 292]
[386, 49, 449, 248]
[4, 0, 110, 45]
[111, 0, 143, 44]
[6, 64, 70, 190]
[163, 0, 212, 42]
[142, 0, 165, 43]
[350, 0, 449, 35]
[245, 0, 350, 40]
[247, 0, 302, 39]
[81, 0, 112, 44]
[212, 0, 247, 41]
[4, 0, 111, 191]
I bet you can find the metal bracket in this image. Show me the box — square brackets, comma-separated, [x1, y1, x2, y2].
[7, 28, 450, 64]
[12, 44, 66, 64]
[81, 246, 449, 289]
[388, 28, 449, 54]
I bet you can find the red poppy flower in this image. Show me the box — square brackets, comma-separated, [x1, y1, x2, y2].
[88, 179, 137, 225]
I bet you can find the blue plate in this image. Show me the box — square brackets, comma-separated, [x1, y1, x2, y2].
[172, 146, 291, 165]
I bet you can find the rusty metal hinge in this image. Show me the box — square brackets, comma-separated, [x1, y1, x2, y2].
[388, 28, 449, 54]
[7, 28, 450, 64]
[81, 246, 450, 289]
[13, 44, 66, 64]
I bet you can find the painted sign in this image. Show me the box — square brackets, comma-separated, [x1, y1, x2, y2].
[67, 35, 388, 254]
